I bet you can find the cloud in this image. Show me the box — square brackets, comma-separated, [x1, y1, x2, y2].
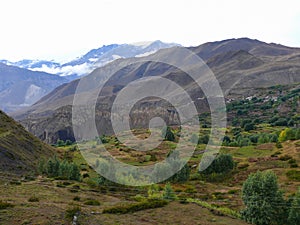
[31, 63, 92, 76]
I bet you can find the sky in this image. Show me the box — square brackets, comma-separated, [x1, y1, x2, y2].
[0, 0, 299, 62]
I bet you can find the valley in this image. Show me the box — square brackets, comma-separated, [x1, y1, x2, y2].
[0, 37, 299, 225]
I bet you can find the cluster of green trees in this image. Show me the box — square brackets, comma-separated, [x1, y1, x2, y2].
[96, 135, 110, 144]
[56, 139, 73, 147]
[269, 115, 296, 127]
[38, 157, 81, 181]
[278, 128, 300, 142]
[223, 132, 278, 147]
[147, 183, 177, 201]
[190, 133, 209, 145]
[223, 127, 300, 147]
[242, 170, 300, 225]
[200, 154, 235, 175]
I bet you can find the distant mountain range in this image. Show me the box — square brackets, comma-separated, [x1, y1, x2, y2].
[0, 41, 178, 112]
[13, 38, 300, 144]
[0, 63, 68, 112]
[0, 40, 178, 79]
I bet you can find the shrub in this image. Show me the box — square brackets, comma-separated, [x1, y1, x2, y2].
[274, 118, 288, 126]
[201, 154, 234, 175]
[198, 134, 209, 144]
[56, 139, 65, 147]
[73, 196, 80, 201]
[279, 155, 292, 161]
[286, 170, 300, 181]
[147, 184, 161, 199]
[276, 142, 283, 148]
[237, 163, 249, 169]
[168, 163, 190, 183]
[98, 135, 109, 144]
[290, 163, 298, 168]
[162, 183, 177, 200]
[162, 126, 175, 142]
[65, 140, 73, 146]
[244, 123, 255, 131]
[84, 199, 100, 206]
[28, 196, 39, 202]
[187, 198, 241, 219]
[0, 201, 13, 210]
[65, 206, 81, 219]
[103, 199, 168, 214]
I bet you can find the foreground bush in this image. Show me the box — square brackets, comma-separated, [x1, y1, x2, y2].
[241, 170, 287, 225]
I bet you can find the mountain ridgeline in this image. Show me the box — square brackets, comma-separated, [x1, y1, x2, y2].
[12, 38, 300, 144]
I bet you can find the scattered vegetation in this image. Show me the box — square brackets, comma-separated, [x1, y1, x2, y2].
[84, 199, 100, 206]
[0, 200, 14, 210]
[65, 205, 81, 219]
[28, 196, 39, 202]
[103, 199, 168, 214]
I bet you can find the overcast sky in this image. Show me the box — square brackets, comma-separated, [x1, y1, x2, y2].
[0, 0, 299, 62]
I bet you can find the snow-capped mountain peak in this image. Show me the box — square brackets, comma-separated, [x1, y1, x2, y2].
[0, 41, 179, 80]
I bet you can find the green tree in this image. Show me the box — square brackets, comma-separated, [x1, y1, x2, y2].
[202, 154, 234, 175]
[40, 157, 81, 181]
[69, 163, 81, 181]
[168, 163, 190, 183]
[46, 157, 60, 177]
[244, 123, 255, 131]
[38, 158, 46, 174]
[286, 128, 296, 140]
[279, 129, 288, 142]
[198, 134, 209, 144]
[241, 170, 287, 225]
[56, 139, 65, 147]
[258, 133, 269, 144]
[288, 188, 300, 225]
[162, 183, 177, 200]
[65, 140, 73, 146]
[163, 126, 175, 142]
